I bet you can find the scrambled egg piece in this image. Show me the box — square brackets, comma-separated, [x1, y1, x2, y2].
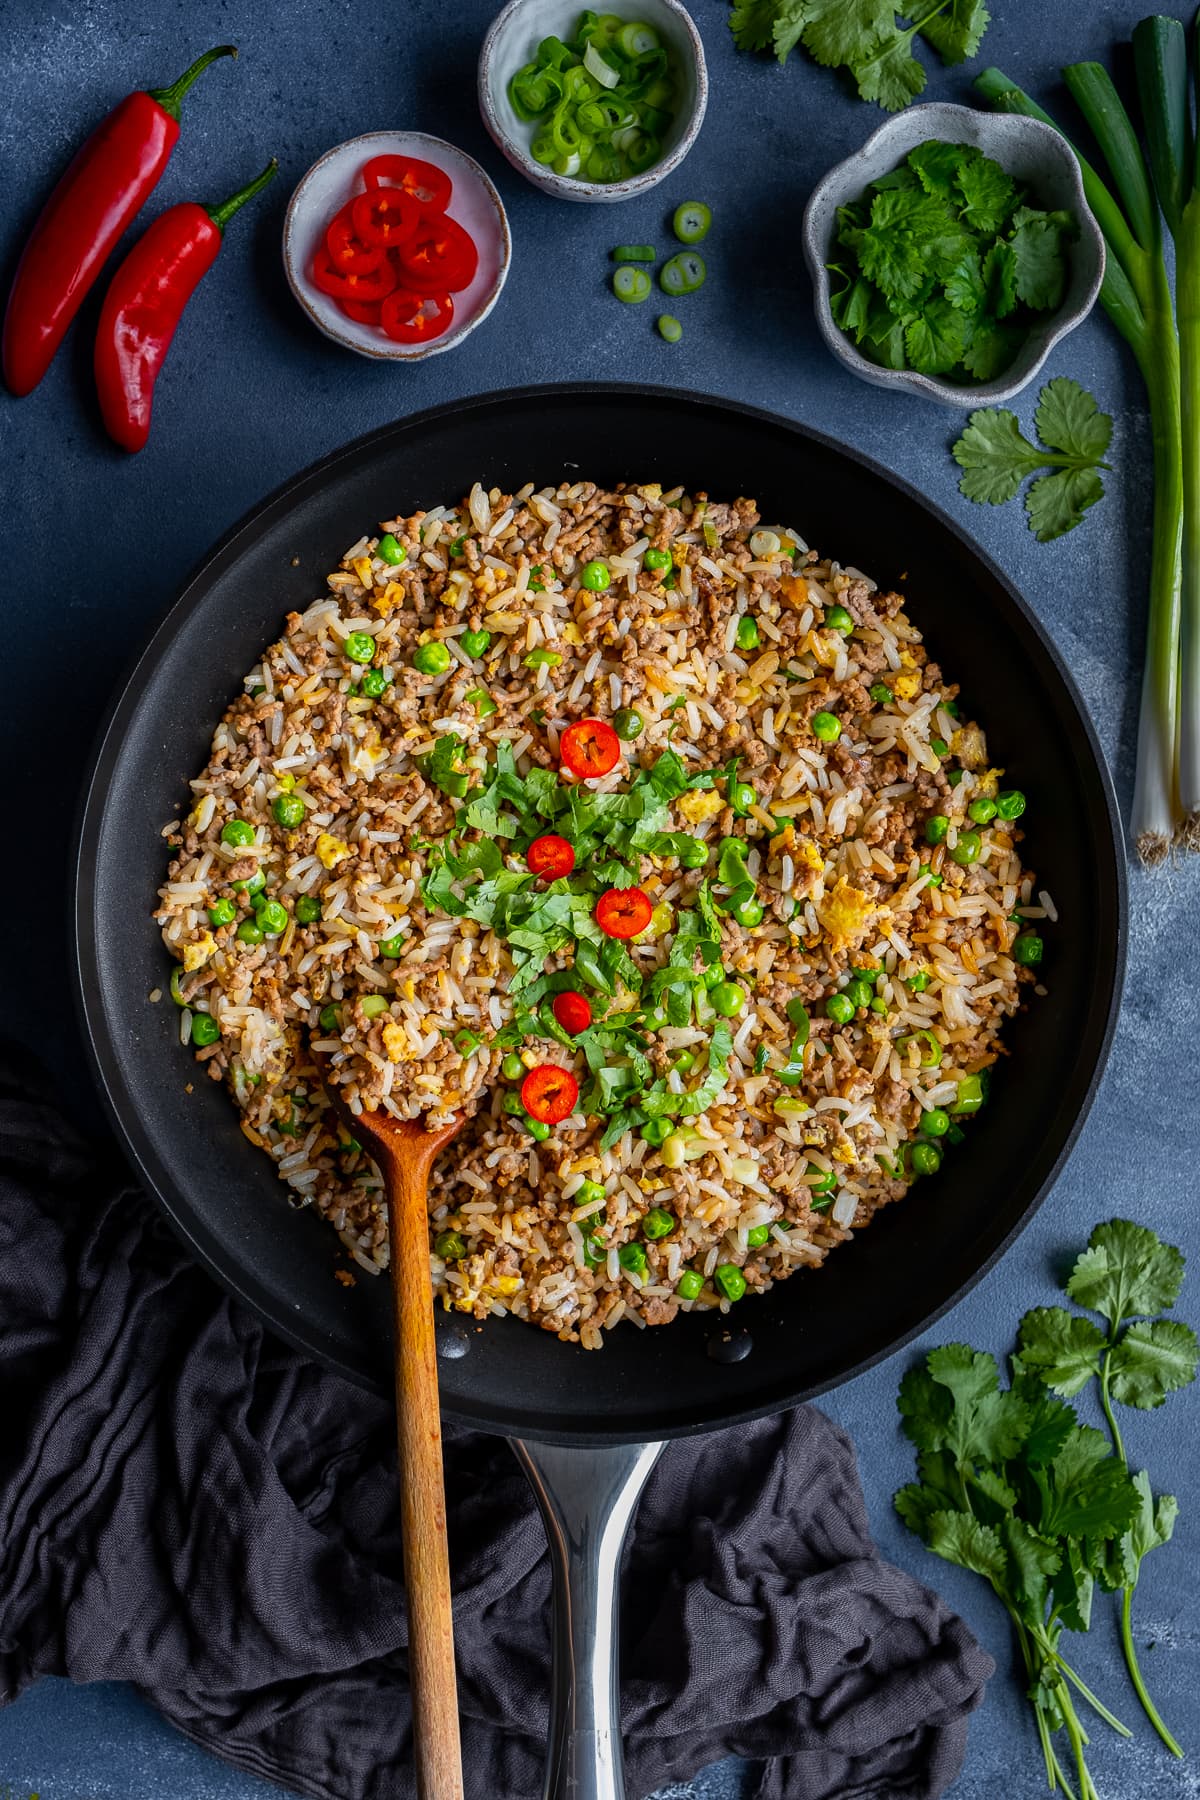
[316, 833, 351, 869]
[371, 580, 404, 616]
[183, 932, 215, 972]
[562, 621, 583, 646]
[893, 671, 922, 701]
[382, 1021, 407, 1063]
[493, 1274, 521, 1296]
[794, 837, 824, 874]
[817, 878, 877, 945]
[678, 789, 725, 824]
[352, 556, 374, 588]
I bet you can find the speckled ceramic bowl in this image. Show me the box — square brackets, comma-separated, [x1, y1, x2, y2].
[282, 130, 510, 361]
[802, 104, 1105, 407]
[478, 0, 706, 203]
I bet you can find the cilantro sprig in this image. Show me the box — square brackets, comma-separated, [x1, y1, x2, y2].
[728, 0, 992, 113]
[895, 1221, 1196, 1796]
[952, 378, 1114, 541]
[829, 142, 1076, 384]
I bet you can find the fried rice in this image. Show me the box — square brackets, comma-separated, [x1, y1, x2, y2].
[155, 479, 1047, 1347]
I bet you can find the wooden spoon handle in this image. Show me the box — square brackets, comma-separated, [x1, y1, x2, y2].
[386, 1150, 464, 1800]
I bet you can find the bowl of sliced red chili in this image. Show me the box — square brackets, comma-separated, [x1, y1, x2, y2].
[283, 130, 511, 360]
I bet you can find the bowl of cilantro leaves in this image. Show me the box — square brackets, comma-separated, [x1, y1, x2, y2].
[802, 103, 1105, 405]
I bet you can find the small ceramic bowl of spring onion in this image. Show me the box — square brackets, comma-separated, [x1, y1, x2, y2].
[478, 0, 707, 202]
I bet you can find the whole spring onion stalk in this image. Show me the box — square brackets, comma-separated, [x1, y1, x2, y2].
[976, 62, 1183, 866]
[1135, 14, 1200, 846]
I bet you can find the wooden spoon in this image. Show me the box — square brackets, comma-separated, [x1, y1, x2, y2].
[316, 1051, 465, 1800]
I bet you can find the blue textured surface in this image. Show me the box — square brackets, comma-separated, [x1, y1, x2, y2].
[1, 1, 1198, 1796]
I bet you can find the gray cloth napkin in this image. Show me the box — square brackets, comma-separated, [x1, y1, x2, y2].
[0, 1055, 993, 1800]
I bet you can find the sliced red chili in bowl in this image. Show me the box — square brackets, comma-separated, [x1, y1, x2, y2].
[351, 187, 421, 250]
[393, 215, 479, 295]
[380, 287, 454, 343]
[552, 992, 593, 1036]
[363, 153, 453, 213]
[325, 203, 384, 273]
[595, 887, 652, 939]
[560, 718, 621, 779]
[527, 834, 575, 880]
[521, 1064, 580, 1125]
[337, 296, 384, 325]
[311, 244, 398, 303]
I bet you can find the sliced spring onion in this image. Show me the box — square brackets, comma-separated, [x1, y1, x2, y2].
[657, 313, 682, 342]
[613, 244, 656, 261]
[613, 265, 652, 304]
[673, 200, 711, 244]
[618, 20, 659, 57]
[584, 41, 621, 88]
[660, 251, 706, 297]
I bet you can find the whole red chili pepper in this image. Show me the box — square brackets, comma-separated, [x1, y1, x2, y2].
[2, 45, 236, 397]
[94, 160, 277, 453]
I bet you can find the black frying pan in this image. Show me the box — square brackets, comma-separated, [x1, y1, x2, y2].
[74, 386, 1125, 1798]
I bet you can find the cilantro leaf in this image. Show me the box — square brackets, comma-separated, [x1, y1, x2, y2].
[1039, 1425, 1140, 1541]
[905, 296, 968, 374]
[729, 0, 792, 53]
[927, 1509, 1006, 1583]
[924, 1343, 1029, 1463]
[852, 23, 929, 112]
[1035, 376, 1113, 463]
[1000, 1515, 1060, 1618]
[942, 250, 986, 314]
[982, 239, 1018, 318]
[1107, 1319, 1200, 1409]
[1051, 1536, 1094, 1634]
[1009, 206, 1074, 310]
[771, 0, 811, 62]
[912, 0, 991, 64]
[1127, 1469, 1178, 1561]
[958, 319, 1021, 382]
[1015, 1307, 1106, 1396]
[952, 408, 1044, 504]
[954, 145, 1017, 232]
[840, 189, 957, 303]
[1066, 1219, 1186, 1327]
[907, 139, 964, 200]
[1025, 467, 1105, 543]
[1009, 1370, 1077, 1465]
[800, 0, 893, 68]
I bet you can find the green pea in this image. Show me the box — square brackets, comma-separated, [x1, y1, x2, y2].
[361, 668, 390, 698]
[377, 532, 406, 566]
[434, 1229, 467, 1261]
[852, 966, 881, 986]
[995, 790, 1026, 820]
[701, 963, 726, 990]
[676, 1269, 704, 1300]
[360, 995, 389, 1019]
[295, 894, 322, 924]
[951, 830, 982, 866]
[525, 1117, 552, 1141]
[379, 932, 405, 958]
[580, 560, 611, 591]
[677, 839, 708, 869]
[190, 1013, 220, 1047]
[644, 548, 672, 571]
[460, 629, 491, 659]
[413, 641, 451, 676]
[844, 978, 873, 1011]
[825, 992, 854, 1024]
[925, 814, 949, 846]
[1014, 932, 1044, 966]
[232, 867, 265, 896]
[221, 818, 255, 847]
[644, 1206, 676, 1239]
[967, 796, 997, 824]
[343, 631, 376, 664]
[711, 981, 745, 1017]
[746, 1223, 771, 1247]
[613, 708, 644, 741]
[501, 1052, 526, 1081]
[735, 616, 760, 652]
[713, 1263, 747, 1302]
[257, 900, 288, 936]
[576, 1178, 606, 1208]
[870, 995, 889, 1014]
[930, 737, 949, 758]
[731, 782, 756, 814]
[319, 1003, 341, 1031]
[905, 970, 930, 992]
[732, 894, 764, 928]
[812, 712, 841, 743]
[619, 1242, 648, 1275]
[236, 918, 264, 944]
[208, 897, 236, 927]
[910, 1141, 942, 1177]
[502, 1091, 525, 1115]
[641, 1118, 674, 1147]
[273, 793, 306, 828]
[922, 1107, 951, 1138]
[825, 605, 854, 634]
[869, 683, 892, 704]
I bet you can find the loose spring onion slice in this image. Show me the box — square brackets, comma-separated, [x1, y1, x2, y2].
[613, 244, 656, 262]
[613, 265, 652, 303]
[673, 201, 712, 244]
[657, 313, 683, 342]
[660, 251, 706, 297]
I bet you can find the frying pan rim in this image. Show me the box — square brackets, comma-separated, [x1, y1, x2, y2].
[73, 381, 1128, 1442]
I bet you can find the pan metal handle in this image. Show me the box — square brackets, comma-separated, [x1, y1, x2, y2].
[511, 1438, 664, 1800]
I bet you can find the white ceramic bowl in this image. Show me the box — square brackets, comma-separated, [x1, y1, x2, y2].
[801, 104, 1105, 407]
[282, 131, 511, 361]
[478, 0, 707, 203]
